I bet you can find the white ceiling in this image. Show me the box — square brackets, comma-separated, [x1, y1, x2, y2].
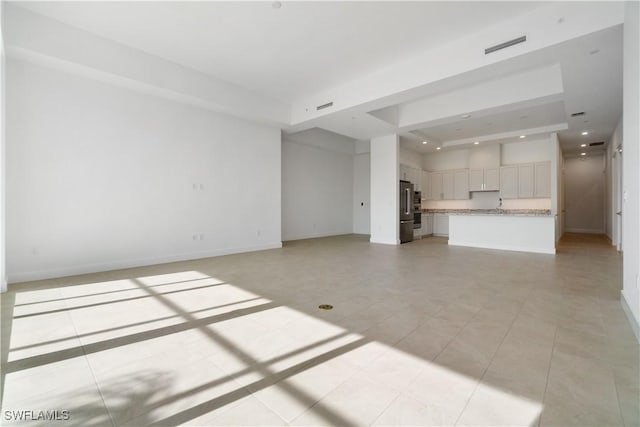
[11, 1, 623, 156]
[14, 1, 544, 103]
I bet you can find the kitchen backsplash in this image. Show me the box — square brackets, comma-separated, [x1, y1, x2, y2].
[422, 191, 551, 210]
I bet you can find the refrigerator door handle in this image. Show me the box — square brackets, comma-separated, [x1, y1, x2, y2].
[406, 188, 411, 215]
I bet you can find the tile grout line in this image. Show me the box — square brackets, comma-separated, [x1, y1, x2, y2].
[65, 302, 117, 427]
[538, 324, 559, 427]
[451, 284, 534, 426]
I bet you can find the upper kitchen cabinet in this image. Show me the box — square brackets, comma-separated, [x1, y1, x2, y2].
[399, 164, 422, 192]
[518, 163, 535, 198]
[431, 172, 444, 200]
[400, 164, 410, 182]
[501, 161, 551, 199]
[430, 170, 468, 200]
[421, 171, 432, 200]
[453, 169, 469, 199]
[535, 161, 551, 197]
[469, 168, 499, 191]
[500, 165, 518, 199]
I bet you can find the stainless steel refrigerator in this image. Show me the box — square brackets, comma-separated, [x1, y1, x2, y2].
[400, 180, 414, 243]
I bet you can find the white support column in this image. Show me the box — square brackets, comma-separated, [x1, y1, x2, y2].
[370, 134, 399, 245]
[622, 0, 640, 342]
[1, 2, 6, 293]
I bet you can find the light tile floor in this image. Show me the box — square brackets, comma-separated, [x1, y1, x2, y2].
[1, 233, 638, 426]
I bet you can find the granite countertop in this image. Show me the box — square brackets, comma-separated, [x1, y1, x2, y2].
[422, 208, 552, 217]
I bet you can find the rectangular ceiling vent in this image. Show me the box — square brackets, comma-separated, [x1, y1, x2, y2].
[316, 102, 334, 111]
[484, 35, 527, 55]
[589, 141, 605, 146]
[571, 111, 586, 117]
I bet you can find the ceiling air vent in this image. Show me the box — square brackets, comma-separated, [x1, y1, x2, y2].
[316, 102, 333, 111]
[589, 141, 605, 146]
[571, 111, 586, 117]
[484, 36, 527, 55]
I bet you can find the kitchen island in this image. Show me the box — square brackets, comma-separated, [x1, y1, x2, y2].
[425, 209, 555, 254]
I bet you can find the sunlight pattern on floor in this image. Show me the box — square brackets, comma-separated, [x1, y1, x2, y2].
[1, 270, 544, 426]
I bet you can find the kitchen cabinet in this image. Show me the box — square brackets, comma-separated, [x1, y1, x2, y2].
[500, 166, 518, 199]
[421, 171, 432, 200]
[433, 214, 449, 236]
[454, 170, 469, 199]
[431, 172, 443, 200]
[422, 213, 433, 236]
[442, 172, 455, 200]
[484, 168, 499, 191]
[429, 170, 467, 200]
[470, 168, 499, 191]
[400, 164, 422, 192]
[412, 168, 422, 192]
[469, 169, 483, 192]
[400, 164, 409, 182]
[518, 163, 535, 198]
[535, 161, 551, 197]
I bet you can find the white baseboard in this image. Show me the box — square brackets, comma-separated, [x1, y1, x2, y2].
[370, 237, 399, 245]
[448, 239, 556, 255]
[7, 242, 283, 284]
[621, 291, 640, 343]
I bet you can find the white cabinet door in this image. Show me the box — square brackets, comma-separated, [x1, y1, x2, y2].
[500, 166, 518, 199]
[434, 214, 449, 236]
[454, 170, 469, 199]
[518, 164, 535, 198]
[535, 161, 551, 198]
[469, 169, 483, 191]
[421, 171, 432, 200]
[484, 168, 500, 191]
[442, 172, 454, 200]
[422, 214, 433, 235]
[400, 164, 409, 181]
[431, 172, 443, 200]
[412, 168, 422, 192]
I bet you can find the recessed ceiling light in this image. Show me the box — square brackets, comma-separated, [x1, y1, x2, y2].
[580, 143, 587, 147]
[519, 135, 526, 139]
[581, 152, 586, 156]
[474, 141, 479, 145]
[436, 147, 441, 150]
[422, 141, 428, 145]
[461, 114, 472, 119]
[581, 131, 589, 135]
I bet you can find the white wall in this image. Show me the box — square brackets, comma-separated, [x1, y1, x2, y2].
[550, 133, 564, 241]
[622, 1, 640, 341]
[370, 134, 399, 245]
[610, 118, 623, 247]
[501, 138, 551, 164]
[0, 1, 6, 292]
[353, 153, 370, 234]
[282, 133, 354, 240]
[399, 147, 422, 169]
[6, 59, 282, 283]
[423, 148, 469, 171]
